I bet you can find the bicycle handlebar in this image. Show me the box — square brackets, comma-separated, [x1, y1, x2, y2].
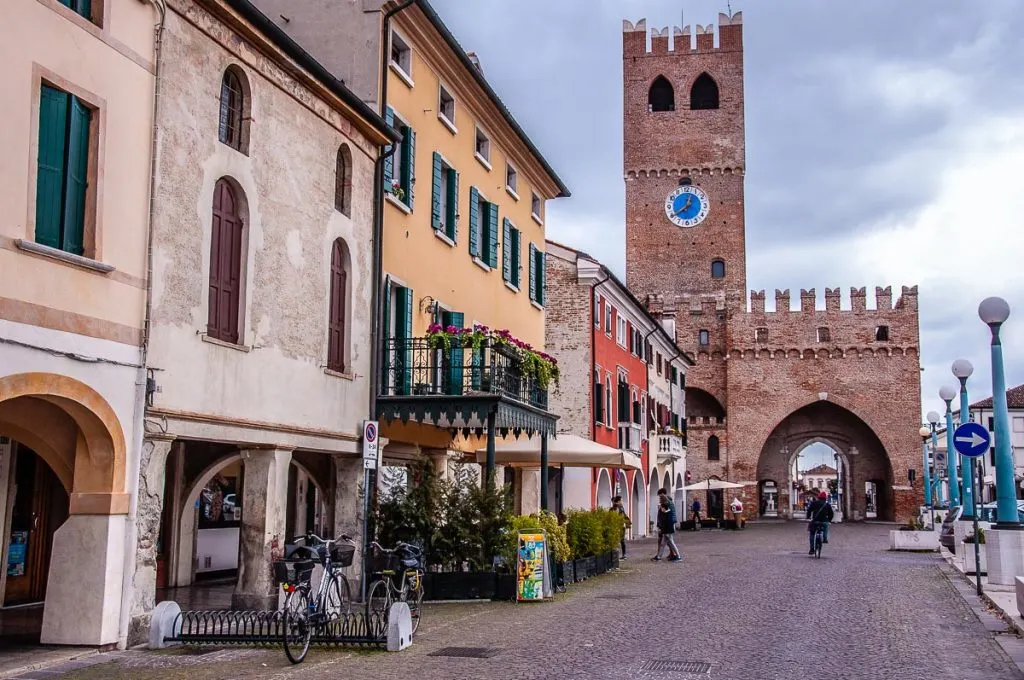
[370, 540, 422, 555]
[290, 533, 356, 547]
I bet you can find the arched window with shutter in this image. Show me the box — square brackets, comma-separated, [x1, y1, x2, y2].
[327, 238, 350, 372]
[218, 66, 251, 153]
[335, 144, 353, 216]
[208, 178, 245, 343]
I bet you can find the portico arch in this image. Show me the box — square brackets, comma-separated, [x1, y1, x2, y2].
[596, 469, 613, 508]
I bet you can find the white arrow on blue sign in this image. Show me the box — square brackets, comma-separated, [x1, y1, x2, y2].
[952, 422, 991, 458]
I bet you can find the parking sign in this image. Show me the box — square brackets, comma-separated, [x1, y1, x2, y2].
[363, 421, 379, 469]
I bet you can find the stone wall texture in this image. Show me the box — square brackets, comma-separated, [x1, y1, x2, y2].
[622, 14, 922, 522]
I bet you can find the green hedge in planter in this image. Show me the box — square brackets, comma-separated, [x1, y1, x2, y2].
[566, 509, 625, 559]
[501, 511, 570, 567]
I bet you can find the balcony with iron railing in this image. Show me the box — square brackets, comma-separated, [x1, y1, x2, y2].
[617, 422, 643, 453]
[380, 337, 549, 411]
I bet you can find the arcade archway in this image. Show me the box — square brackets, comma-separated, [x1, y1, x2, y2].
[755, 401, 894, 521]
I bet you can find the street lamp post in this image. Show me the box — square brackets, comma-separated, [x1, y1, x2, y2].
[979, 297, 1021, 528]
[919, 425, 932, 518]
[952, 359, 976, 519]
[928, 411, 941, 507]
[940, 385, 960, 507]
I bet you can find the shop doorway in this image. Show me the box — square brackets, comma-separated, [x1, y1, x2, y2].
[4, 445, 69, 607]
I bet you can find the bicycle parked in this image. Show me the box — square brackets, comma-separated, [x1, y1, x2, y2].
[275, 532, 355, 664]
[366, 541, 424, 635]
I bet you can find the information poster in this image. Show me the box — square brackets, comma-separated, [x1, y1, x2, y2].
[516, 530, 548, 601]
[7, 530, 27, 577]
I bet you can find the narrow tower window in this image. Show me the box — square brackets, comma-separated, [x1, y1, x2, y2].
[711, 259, 726, 279]
[648, 76, 675, 112]
[690, 73, 720, 110]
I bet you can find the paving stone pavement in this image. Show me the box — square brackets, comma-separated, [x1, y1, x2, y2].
[28, 523, 1024, 680]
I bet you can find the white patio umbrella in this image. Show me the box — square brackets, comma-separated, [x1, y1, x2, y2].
[681, 478, 746, 491]
[474, 433, 642, 470]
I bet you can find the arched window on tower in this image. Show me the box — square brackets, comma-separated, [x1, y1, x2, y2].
[690, 72, 720, 110]
[648, 76, 675, 112]
[708, 435, 720, 461]
[711, 259, 726, 279]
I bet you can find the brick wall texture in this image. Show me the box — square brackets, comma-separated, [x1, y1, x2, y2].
[621, 14, 923, 522]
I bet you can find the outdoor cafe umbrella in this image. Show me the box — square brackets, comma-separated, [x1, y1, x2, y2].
[474, 433, 642, 470]
[681, 478, 746, 491]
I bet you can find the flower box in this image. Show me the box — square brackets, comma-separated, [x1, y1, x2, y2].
[423, 571, 497, 601]
[888, 530, 938, 551]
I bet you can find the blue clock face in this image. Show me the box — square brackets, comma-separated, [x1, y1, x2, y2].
[664, 185, 711, 228]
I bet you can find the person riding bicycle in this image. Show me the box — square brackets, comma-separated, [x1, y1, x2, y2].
[806, 490, 834, 555]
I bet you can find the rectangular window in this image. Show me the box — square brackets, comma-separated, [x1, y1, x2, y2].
[474, 127, 491, 165]
[468, 188, 498, 268]
[390, 30, 412, 81]
[594, 370, 604, 424]
[531, 192, 543, 222]
[875, 325, 890, 342]
[605, 304, 612, 333]
[988, 416, 995, 432]
[816, 327, 831, 343]
[1014, 417, 1024, 433]
[617, 316, 627, 347]
[59, 0, 94, 21]
[35, 84, 92, 256]
[698, 330, 709, 346]
[594, 294, 601, 327]
[755, 327, 768, 343]
[506, 163, 518, 196]
[656, 353, 663, 376]
[438, 84, 455, 127]
[384, 109, 415, 210]
[431, 153, 458, 241]
[528, 242, 545, 306]
[502, 218, 521, 289]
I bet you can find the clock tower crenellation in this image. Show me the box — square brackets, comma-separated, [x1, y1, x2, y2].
[623, 14, 747, 302]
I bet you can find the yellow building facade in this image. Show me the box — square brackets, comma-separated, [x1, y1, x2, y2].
[378, 1, 569, 461]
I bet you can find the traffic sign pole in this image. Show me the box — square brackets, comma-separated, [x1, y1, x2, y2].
[953, 422, 990, 597]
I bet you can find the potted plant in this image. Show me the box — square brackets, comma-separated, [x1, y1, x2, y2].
[889, 515, 938, 551]
[963, 528, 987, 575]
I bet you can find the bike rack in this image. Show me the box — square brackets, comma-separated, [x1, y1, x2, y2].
[157, 607, 389, 648]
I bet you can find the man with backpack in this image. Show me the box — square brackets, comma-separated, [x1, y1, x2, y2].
[805, 490, 834, 554]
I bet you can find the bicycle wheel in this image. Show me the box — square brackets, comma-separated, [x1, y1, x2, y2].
[366, 578, 391, 619]
[814, 532, 823, 559]
[324, 573, 352, 618]
[282, 589, 312, 664]
[405, 576, 424, 636]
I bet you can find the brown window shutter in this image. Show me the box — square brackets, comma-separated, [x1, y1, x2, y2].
[208, 179, 243, 343]
[327, 239, 347, 371]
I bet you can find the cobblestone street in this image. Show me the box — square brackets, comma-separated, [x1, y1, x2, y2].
[29, 523, 1023, 680]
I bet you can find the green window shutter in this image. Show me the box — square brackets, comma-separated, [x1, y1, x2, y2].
[468, 186, 480, 258]
[383, 107, 395, 188]
[35, 86, 69, 250]
[62, 96, 90, 256]
[402, 126, 415, 209]
[74, 0, 92, 19]
[537, 249, 546, 306]
[448, 311, 464, 395]
[447, 168, 459, 241]
[431, 152, 443, 230]
[511, 229, 521, 288]
[486, 202, 499, 268]
[381, 277, 392, 388]
[393, 286, 414, 396]
[502, 218, 512, 283]
[528, 242, 537, 302]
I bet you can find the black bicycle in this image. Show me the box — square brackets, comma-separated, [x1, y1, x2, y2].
[811, 522, 826, 559]
[275, 533, 355, 664]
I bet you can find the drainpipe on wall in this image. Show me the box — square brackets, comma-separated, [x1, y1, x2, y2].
[589, 270, 611, 495]
[118, 0, 167, 650]
[364, 0, 418, 604]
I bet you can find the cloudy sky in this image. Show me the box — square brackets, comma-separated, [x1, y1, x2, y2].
[432, 0, 1024, 421]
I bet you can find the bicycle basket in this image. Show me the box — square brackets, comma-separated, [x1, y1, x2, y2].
[366, 550, 402, 574]
[273, 559, 315, 585]
[330, 544, 355, 568]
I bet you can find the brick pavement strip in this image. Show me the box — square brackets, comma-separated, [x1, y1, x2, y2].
[33, 524, 1023, 680]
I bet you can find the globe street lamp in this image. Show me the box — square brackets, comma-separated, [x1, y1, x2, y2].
[918, 425, 932, 513]
[927, 410, 942, 507]
[940, 385, 961, 507]
[979, 297, 1020, 528]
[952, 359, 976, 519]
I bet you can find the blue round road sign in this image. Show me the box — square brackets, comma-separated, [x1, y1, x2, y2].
[952, 422, 990, 458]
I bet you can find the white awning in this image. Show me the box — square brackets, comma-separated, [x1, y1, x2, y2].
[475, 433, 642, 470]
[681, 478, 746, 491]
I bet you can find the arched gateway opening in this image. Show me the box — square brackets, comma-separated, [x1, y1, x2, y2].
[756, 401, 894, 521]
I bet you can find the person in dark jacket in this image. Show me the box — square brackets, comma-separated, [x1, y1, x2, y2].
[611, 495, 631, 559]
[653, 489, 681, 562]
[691, 498, 702, 530]
[806, 491, 834, 554]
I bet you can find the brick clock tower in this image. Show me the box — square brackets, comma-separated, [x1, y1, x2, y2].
[622, 12, 924, 524]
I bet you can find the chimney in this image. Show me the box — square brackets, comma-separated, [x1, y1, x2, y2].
[466, 51, 483, 75]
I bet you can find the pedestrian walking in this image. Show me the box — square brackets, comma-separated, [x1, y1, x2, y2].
[691, 497, 701, 531]
[611, 495, 631, 559]
[653, 489, 681, 562]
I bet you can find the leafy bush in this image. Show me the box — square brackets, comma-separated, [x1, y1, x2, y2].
[964, 526, 986, 544]
[565, 509, 624, 559]
[501, 511, 570, 567]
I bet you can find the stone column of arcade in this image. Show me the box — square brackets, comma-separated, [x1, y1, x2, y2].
[332, 454, 366, 598]
[233, 447, 293, 610]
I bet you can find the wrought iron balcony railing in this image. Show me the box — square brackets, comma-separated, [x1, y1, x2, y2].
[381, 337, 548, 410]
